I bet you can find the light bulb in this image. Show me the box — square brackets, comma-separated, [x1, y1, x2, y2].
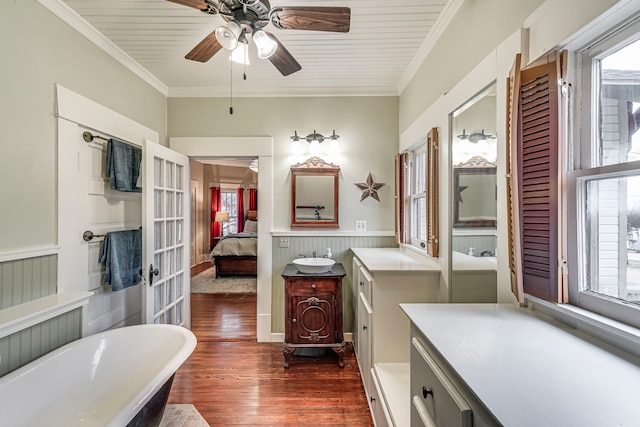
[215, 21, 241, 50]
[253, 30, 278, 59]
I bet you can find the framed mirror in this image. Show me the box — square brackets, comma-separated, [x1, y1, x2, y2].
[453, 158, 497, 228]
[291, 157, 339, 229]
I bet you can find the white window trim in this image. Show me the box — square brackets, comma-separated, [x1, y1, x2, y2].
[566, 161, 640, 330]
[408, 145, 428, 251]
[559, 11, 640, 347]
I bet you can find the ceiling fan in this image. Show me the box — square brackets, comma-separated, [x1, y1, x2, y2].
[167, 0, 351, 76]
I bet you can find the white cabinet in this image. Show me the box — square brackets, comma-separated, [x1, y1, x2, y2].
[410, 336, 473, 427]
[351, 248, 441, 427]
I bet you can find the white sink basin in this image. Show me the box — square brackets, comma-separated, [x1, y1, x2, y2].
[293, 258, 336, 274]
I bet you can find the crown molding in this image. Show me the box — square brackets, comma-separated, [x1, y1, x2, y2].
[397, 0, 465, 93]
[167, 85, 399, 98]
[37, 0, 169, 97]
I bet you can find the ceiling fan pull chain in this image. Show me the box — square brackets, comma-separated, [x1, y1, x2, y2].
[243, 48, 248, 80]
[229, 58, 233, 115]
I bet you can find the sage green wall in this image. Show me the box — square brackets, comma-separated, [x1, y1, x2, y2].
[0, 0, 167, 252]
[168, 96, 399, 232]
[399, 0, 544, 132]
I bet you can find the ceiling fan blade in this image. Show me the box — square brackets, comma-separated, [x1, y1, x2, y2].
[166, 0, 209, 11]
[266, 33, 302, 76]
[185, 31, 223, 62]
[270, 7, 351, 33]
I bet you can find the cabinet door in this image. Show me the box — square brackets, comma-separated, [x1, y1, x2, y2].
[358, 292, 373, 396]
[290, 294, 336, 344]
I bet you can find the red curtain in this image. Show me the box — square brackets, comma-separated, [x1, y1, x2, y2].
[237, 188, 245, 233]
[249, 188, 257, 210]
[210, 187, 221, 248]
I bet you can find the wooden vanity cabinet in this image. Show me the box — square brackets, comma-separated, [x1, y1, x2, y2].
[281, 263, 346, 368]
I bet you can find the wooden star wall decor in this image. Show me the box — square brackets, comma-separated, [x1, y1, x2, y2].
[355, 172, 385, 202]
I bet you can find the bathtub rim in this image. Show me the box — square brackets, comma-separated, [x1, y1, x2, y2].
[0, 323, 197, 427]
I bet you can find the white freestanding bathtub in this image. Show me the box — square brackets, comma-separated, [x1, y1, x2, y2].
[0, 324, 196, 427]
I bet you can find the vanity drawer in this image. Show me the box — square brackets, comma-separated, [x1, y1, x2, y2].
[410, 337, 472, 427]
[289, 278, 336, 294]
[358, 264, 373, 304]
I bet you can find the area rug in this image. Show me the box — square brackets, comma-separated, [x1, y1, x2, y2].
[191, 267, 257, 294]
[160, 404, 209, 427]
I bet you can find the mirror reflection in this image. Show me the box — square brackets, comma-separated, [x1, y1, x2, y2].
[291, 157, 339, 229]
[450, 83, 498, 302]
[295, 176, 335, 221]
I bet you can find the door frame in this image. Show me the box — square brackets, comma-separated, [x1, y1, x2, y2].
[170, 137, 273, 342]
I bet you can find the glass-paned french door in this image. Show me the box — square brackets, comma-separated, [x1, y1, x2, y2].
[144, 140, 190, 327]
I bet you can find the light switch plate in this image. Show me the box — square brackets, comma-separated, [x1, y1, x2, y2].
[356, 220, 367, 232]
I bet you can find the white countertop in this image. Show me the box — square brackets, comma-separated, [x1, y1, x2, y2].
[352, 247, 440, 274]
[452, 250, 497, 271]
[401, 303, 640, 427]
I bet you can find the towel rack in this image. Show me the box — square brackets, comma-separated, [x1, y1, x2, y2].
[82, 131, 109, 143]
[83, 230, 106, 242]
[83, 227, 142, 242]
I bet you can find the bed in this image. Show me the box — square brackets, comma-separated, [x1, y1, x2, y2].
[210, 212, 258, 278]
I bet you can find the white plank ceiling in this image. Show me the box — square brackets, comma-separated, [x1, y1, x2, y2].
[57, 0, 459, 97]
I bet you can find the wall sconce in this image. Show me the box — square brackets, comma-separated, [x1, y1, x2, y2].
[290, 130, 340, 155]
[214, 211, 230, 235]
[457, 129, 496, 144]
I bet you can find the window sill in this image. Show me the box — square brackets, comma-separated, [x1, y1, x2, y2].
[527, 295, 640, 358]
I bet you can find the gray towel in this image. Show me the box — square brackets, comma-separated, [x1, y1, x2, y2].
[106, 138, 142, 192]
[99, 229, 143, 291]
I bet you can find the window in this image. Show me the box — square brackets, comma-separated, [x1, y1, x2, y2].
[397, 129, 438, 255]
[569, 17, 640, 328]
[409, 145, 427, 250]
[220, 190, 238, 235]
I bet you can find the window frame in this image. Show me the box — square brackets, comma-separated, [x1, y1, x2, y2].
[408, 144, 428, 251]
[219, 188, 238, 235]
[567, 15, 640, 329]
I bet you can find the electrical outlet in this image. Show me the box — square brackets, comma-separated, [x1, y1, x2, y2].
[356, 220, 367, 232]
[278, 237, 290, 248]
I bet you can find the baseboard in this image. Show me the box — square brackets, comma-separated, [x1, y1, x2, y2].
[270, 332, 353, 343]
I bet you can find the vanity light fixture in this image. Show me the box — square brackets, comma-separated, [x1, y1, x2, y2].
[290, 130, 340, 155]
[457, 129, 496, 144]
[290, 130, 340, 144]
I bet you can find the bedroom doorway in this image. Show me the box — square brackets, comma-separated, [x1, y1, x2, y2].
[189, 157, 258, 338]
[170, 136, 273, 343]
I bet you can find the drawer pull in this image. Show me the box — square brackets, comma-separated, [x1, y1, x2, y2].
[362, 325, 368, 330]
[422, 386, 433, 399]
[292, 318, 297, 324]
[370, 396, 376, 403]
[311, 284, 316, 290]
[360, 281, 364, 286]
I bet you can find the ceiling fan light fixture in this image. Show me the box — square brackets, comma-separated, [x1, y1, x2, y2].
[215, 21, 242, 50]
[253, 30, 278, 59]
[230, 39, 250, 65]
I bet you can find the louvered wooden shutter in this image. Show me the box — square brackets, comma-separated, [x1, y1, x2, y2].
[507, 54, 524, 304]
[394, 152, 408, 244]
[426, 128, 439, 257]
[515, 50, 566, 302]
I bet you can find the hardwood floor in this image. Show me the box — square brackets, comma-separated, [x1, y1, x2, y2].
[169, 266, 373, 426]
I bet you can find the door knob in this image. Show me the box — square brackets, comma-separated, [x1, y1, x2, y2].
[149, 264, 160, 286]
